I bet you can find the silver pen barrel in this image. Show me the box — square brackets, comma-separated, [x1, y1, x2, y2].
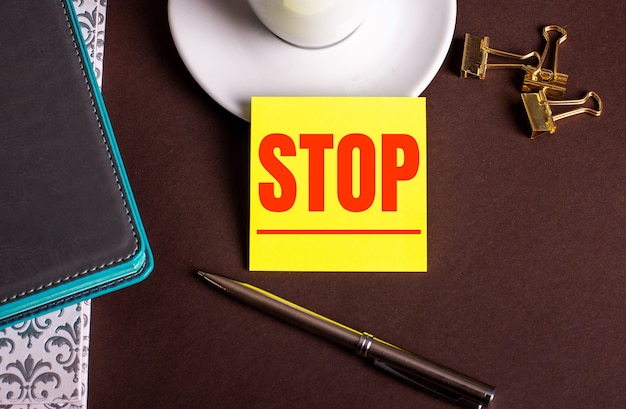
[198, 271, 495, 408]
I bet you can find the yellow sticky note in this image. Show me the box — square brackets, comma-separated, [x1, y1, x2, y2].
[249, 97, 427, 272]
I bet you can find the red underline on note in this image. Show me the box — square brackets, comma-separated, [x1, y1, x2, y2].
[257, 229, 422, 235]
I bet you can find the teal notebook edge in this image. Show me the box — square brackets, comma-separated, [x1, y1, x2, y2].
[0, 0, 153, 329]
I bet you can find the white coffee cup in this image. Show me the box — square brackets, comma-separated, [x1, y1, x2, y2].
[247, 0, 372, 49]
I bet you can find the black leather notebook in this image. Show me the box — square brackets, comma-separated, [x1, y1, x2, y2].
[0, 0, 153, 328]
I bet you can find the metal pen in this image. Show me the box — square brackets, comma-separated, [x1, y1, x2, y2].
[198, 271, 495, 408]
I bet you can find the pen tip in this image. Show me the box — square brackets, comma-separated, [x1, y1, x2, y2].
[197, 271, 228, 291]
[197, 271, 215, 282]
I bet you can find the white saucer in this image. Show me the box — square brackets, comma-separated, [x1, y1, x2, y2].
[168, 0, 456, 121]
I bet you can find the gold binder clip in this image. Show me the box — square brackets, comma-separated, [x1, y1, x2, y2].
[461, 33, 540, 79]
[522, 25, 569, 99]
[521, 89, 603, 138]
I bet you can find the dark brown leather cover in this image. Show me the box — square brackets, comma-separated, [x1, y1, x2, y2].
[0, 0, 152, 327]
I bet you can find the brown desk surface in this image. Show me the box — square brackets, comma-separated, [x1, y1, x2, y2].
[90, 1, 625, 408]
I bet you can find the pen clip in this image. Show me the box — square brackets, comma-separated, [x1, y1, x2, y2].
[373, 360, 488, 409]
[357, 334, 494, 409]
[374, 359, 486, 409]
